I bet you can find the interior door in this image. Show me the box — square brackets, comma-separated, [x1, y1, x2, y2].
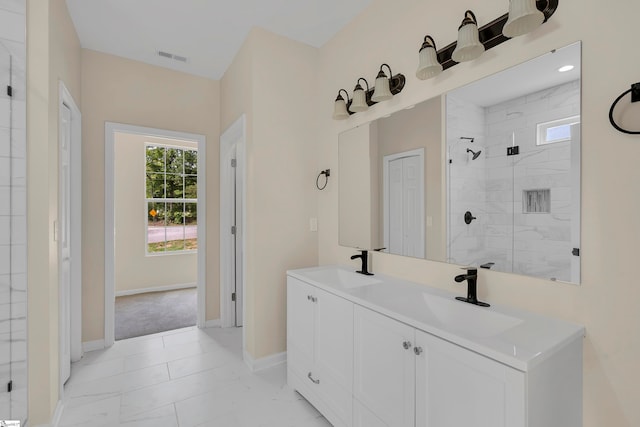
[59, 103, 72, 384]
[233, 150, 243, 326]
[386, 151, 425, 258]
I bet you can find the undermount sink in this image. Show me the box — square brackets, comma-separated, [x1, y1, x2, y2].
[304, 268, 381, 289]
[421, 293, 523, 338]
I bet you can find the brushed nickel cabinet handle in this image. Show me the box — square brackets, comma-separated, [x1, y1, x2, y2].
[403, 341, 412, 350]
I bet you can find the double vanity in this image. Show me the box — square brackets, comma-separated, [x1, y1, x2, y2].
[287, 265, 584, 427]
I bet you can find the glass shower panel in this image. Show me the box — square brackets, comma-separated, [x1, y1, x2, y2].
[0, 42, 12, 419]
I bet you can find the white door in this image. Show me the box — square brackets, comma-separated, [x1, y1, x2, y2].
[59, 103, 72, 384]
[233, 152, 243, 326]
[353, 305, 415, 427]
[414, 330, 525, 427]
[570, 124, 581, 283]
[385, 150, 425, 258]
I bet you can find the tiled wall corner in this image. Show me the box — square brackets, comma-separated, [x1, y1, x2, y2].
[0, 0, 26, 423]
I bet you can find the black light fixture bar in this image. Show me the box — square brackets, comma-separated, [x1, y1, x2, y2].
[438, 0, 559, 71]
[346, 73, 406, 111]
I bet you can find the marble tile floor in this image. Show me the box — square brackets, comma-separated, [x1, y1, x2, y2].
[59, 326, 331, 427]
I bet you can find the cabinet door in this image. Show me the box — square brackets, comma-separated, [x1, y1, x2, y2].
[353, 306, 415, 427]
[315, 286, 354, 390]
[287, 277, 316, 378]
[415, 330, 526, 427]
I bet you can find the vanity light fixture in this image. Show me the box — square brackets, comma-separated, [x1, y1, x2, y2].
[416, 36, 443, 80]
[371, 64, 394, 102]
[415, 1, 559, 74]
[350, 78, 371, 112]
[332, 69, 406, 119]
[451, 10, 485, 63]
[332, 89, 352, 120]
[503, 0, 545, 38]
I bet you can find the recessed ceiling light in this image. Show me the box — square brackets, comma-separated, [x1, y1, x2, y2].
[558, 65, 574, 73]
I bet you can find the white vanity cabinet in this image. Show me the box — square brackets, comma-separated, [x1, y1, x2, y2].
[353, 305, 415, 427]
[287, 276, 354, 427]
[353, 305, 525, 427]
[287, 266, 583, 427]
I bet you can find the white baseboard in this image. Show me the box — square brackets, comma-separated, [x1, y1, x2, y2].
[243, 350, 287, 372]
[204, 319, 222, 328]
[115, 282, 196, 297]
[82, 339, 105, 353]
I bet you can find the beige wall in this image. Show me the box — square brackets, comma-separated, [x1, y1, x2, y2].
[27, 0, 82, 423]
[317, 0, 640, 426]
[114, 133, 197, 293]
[81, 50, 220, 342]
[221, 28, 319, 358]
[338, 123, 378, 249]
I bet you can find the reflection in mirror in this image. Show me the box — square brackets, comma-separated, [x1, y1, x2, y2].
[339, 42, 581, 284]
[447, 42, 581, 283]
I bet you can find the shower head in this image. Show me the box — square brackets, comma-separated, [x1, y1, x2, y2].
[460, 136, 475, 143]
[466, 148, 482, 160]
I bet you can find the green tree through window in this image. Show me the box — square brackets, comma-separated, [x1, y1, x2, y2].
[146, 144, 198, 253]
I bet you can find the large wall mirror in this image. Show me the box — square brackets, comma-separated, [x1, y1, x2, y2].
[339, 41, 582, 283]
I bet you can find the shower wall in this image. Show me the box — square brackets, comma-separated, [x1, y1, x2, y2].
[446, 95, 487, 265]
[0, 1, 27, 423]
[448, 80, 580, 281]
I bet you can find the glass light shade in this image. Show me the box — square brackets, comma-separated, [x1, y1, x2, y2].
[452, 22, 485, 62]
[416, 45, 443, 80]
[350, 87, 368, 112]
[503, 0, 545, 37]
[371, 76, 392, 102]
[332, 98, 349, 120]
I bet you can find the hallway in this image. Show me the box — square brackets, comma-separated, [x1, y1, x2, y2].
[60, 327, 330, 426]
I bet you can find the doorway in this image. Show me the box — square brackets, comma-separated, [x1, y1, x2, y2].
[220, 116, 245, 328]
[105, 123, 206, 347]
[383, 148, 425, 258]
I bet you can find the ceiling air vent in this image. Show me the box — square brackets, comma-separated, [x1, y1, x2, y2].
[157, 50, 188, 63]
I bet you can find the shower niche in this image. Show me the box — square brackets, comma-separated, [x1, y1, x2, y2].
[338, 42, 581, 284]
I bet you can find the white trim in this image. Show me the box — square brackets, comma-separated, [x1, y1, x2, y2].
[243, 350, 287, 372]
[220, 115, 246, 329]
[382, 148, 425, 257]
[115, 282, 196, 297]
[204, 319, 222, 328]
[82, 339, 105, 353]
[105, 122, 207, 348]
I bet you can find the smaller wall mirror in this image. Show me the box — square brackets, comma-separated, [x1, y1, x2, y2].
[339, 42, 582, 284]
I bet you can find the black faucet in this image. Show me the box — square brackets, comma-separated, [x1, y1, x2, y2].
[350, 250, 373, 276]
[454, 268, 490, 307]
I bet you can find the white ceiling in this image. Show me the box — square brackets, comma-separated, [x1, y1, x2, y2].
[65, 0, 372, 80]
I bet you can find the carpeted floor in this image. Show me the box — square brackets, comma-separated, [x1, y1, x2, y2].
[115, 288, 197, 340]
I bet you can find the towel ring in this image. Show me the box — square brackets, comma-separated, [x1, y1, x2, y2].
[609, 83, 640, 135]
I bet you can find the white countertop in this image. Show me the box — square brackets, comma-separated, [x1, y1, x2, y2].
[287, 265, 585, 372]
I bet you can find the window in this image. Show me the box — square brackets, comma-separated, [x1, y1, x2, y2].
[146, 144, 198, 254]
[536, 115, 580, 146]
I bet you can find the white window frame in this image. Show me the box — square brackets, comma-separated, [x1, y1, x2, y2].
[144, 142, 198, 256]
[536, 115, 580, 146]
